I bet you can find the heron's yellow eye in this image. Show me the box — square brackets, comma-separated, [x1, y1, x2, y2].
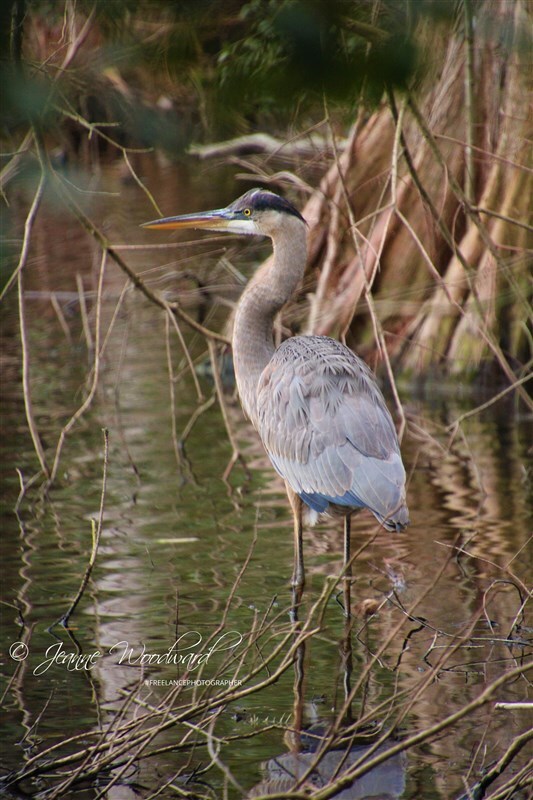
[243, 208, 251, 216]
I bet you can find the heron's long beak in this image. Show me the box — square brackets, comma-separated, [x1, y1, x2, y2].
[142, 208, 234, 232]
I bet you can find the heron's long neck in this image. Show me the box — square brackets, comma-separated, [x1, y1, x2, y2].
[232, 220, 307, 425]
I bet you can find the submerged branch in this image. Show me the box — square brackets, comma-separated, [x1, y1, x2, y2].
[16, 168, 50, 479]
[52, 428, 109, 628]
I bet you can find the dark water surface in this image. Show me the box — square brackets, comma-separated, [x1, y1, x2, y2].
[1, 160, 531, 799]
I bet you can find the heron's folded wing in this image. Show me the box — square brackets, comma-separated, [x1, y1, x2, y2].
[256, 336, 406, 519]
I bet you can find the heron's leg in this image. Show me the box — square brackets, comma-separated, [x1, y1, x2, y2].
[286, 486, 305, 592]
[292, 503, 305, 590]
[337, 513, 353, 720]
[290, 633, 305, 751]
[288, 531, 306, 749]
[344, 513, 352, 574]
[343, 514, 352, 617]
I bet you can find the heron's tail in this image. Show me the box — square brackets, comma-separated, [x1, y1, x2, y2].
[375, 503, 409, 532]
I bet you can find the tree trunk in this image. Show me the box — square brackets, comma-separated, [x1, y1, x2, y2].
[298, 0, 531, 385]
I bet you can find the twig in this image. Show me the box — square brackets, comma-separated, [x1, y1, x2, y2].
[436, 541, 529, 597]
[206, 339, 248, 483]
[463, 0, 476, 204]
[434, 133, 533, 174]
[163, 299, 204, 402]
[0, 129, 32, 195]
[18, 690, 55, 746]
[470, 206, 533, 235]
[456, 728, 533, 800]
[446, 372, 532, 431]
[54, 428, 109, 628]
[61, 0, 96, 71]
[179, 394, 216, 447]
[16, 169, 50, 478]
[206, 712, 244, 794]
[48, 249, 107, 484]
[165, 314, 187, 473]
[122, 149, 163, 216]
[50, 292, 73, 343]
[76, 271, 93, 354]
[57, 102, 152, 154]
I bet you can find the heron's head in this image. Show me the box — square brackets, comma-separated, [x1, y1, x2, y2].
[142, 188, 306, 238]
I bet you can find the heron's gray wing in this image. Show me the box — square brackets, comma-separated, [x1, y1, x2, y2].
[256, 335, 407, 525]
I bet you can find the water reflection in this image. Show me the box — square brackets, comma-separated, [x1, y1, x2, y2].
[249, 577, 406, 798]
[1, 160, 531, 799]
[248, 735, 405, 798]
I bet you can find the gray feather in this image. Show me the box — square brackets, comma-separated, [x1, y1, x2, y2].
[257, 335, 408, 526]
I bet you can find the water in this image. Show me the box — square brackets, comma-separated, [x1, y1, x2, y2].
[1, 160, 531, 799]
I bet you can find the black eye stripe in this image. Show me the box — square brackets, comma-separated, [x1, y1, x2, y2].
[230, 189, 306, 224]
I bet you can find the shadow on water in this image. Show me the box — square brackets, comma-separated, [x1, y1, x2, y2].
[1, 160, 531, 799]
[247, 580, 406, 799]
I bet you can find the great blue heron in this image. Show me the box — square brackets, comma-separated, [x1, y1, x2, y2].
[143, 188, 409, 589]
